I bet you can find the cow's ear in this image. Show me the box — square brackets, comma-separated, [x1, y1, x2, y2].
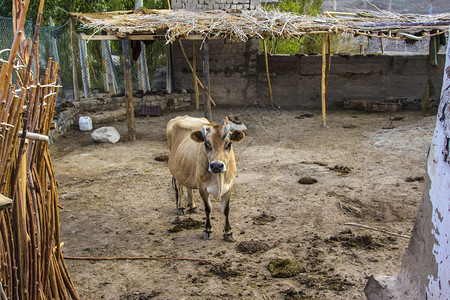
[191, 130, 205, 143]
[230, 130, 245, 143]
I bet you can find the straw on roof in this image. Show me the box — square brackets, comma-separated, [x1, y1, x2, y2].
[71, 8, 450, 43]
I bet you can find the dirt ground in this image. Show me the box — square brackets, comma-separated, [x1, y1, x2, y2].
[50, 106, 436, 299]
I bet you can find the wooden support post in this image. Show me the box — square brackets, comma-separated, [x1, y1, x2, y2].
[166, 44, 172, 94]
[263, 39, 273, 107]
[202, 38, 212, 121]
[193, 40, 199, 109]
[69, 17, 80, 101]
[326, 34, 331, 90]
[122, 37, 136, 141]
[321, 34, 328, 127]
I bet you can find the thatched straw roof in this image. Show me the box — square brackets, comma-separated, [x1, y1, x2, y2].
[71, 8, 450, 43]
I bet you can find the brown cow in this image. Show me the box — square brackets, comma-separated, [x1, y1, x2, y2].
[166, 115, 245, 241]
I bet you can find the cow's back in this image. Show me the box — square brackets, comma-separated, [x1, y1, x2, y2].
[167, 116, 210, 188]
[166, 115, 209, 150]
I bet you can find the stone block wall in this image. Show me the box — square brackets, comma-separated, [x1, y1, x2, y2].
[49, 92, 192, 141]
[172, 0, 261, 10]
[50, 107, 78, 142]
[71, 92, 192, 113]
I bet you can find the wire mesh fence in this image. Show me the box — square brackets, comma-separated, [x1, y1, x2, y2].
[1, 16, 166, 106]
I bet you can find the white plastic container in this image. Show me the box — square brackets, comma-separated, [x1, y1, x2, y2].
[78, 116, 93, 131]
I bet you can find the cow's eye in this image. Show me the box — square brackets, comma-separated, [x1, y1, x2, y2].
[225, 142, 232, 151]
[205, 142, 212, 152]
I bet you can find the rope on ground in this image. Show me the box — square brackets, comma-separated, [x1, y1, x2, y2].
[344, 222, 410, 239]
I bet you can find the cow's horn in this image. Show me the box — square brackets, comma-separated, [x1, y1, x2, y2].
[222, 123, 231, 139]
[202, 126, 208, 140]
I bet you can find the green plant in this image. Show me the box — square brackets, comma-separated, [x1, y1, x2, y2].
[261, 0, 356, 55]
[261, 0, 322, 54]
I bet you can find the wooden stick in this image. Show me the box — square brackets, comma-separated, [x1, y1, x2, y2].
[18, 131, 49, 142]
[344, 222, 410, 239]
[263, 39, 273, 107]
[321, 34, 328, 127]
[64, 256, 212, 262]
[0, 283, 7, 300]
[325, 34, 331, 90]
[178, 40, 216, 106]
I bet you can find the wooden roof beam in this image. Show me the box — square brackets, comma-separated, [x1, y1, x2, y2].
[80, 34, 224, 41]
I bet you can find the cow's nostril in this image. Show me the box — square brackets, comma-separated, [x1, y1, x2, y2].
[209, 161, 225, 173]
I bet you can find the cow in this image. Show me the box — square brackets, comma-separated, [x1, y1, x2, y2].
[166, 115, 245, 242]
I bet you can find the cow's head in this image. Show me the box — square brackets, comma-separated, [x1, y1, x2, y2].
[190, 119, 245, 173]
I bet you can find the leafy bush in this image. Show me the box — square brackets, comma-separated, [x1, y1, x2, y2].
[261, 0, 356, 55]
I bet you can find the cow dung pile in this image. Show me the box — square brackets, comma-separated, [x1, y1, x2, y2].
[268, 258, 304, 278]
[298, 176, 318, 184]
[252, 212, 276, 225]
[237, 240, 270, 254]
[168, 217, 203, 232]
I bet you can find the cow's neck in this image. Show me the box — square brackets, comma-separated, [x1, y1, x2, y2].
[205, 172, 231, 199]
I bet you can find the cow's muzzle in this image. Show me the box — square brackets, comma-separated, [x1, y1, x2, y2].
[209, 161, 226, 173]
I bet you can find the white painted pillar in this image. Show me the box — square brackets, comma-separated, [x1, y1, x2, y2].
[365, 30, 450, 299]
[78, 34, 90, 98]
[135, 0, 150, 93]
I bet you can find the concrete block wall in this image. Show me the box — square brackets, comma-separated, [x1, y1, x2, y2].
[172, 39, 444, 109]
[171, 0, 261, 10]
[172, 39, 259, 106]
[255, 54, 445, 108]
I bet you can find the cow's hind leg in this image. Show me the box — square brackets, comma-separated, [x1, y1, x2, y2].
[172, 177, 185, 215]
[199, 189, 213, 239]
[222, 188, 235, 242]
[187, 188, 198, 214]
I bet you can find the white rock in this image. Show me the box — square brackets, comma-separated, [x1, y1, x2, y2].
[91, 127, 120, 144]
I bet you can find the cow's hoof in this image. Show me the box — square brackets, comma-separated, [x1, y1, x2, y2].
[223, 233, 235, 243]
[188, 207, 198, 214]
[203, 230, 213, 240]
[177, 208, 185, 215]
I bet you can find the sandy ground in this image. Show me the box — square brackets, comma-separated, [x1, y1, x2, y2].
[50, 106, 436, 299]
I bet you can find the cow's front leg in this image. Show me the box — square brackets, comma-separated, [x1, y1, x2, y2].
[222, 187, 235, 242]
[199, 189, 213, 239]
